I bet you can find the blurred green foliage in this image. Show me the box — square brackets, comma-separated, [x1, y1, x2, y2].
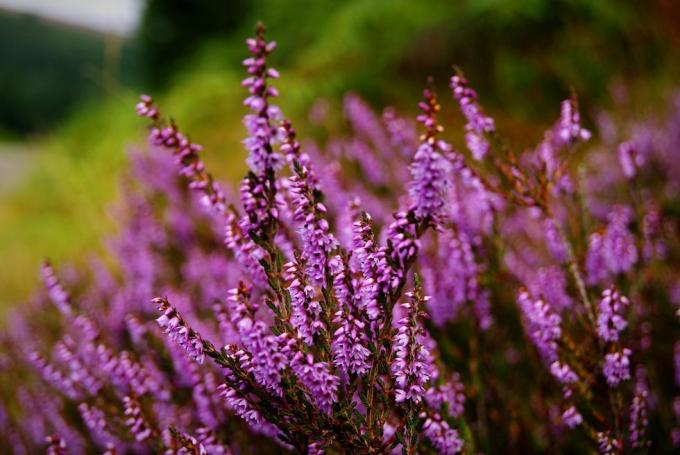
[0, 0, 678, 309]
[0, 11, 140, 135]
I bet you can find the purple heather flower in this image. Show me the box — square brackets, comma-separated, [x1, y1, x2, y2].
[291, 352, 340, 416]
[224, 210, 267, 285]
[281, 122, 339, 286]
[238, 173, 277, 237]
[41, 261, 73, 317]
[391, 293, 432, 404]
[241, 322, 292, 397]
[410, 86, 453, 221]
[224, 282, 258, 336]
[450, 73, 495, 160]
[555, 97, 591, 147]
[516, 289, 562, 363]
[331, 309, 371, 376]
[307, 440, 325, 455]
[603, 348, 631, 387]
[285, 261, 325, 345]
[421, 413, 464, 454]
[123, 395, 153, 442]
[385, 211, 420, 292]
[218, 347, 269, 429]
[241, 24, 283, 176]
[135, 94, 158, 119]
[561, 406, 583, 429]
[153, 297, 205, 364]
[329, 255, 371, 376]
[351, 212, 387, 320]
[596, 287, 630, 343]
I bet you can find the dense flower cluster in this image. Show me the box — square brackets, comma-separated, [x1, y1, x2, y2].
[1, 23, 679, 455]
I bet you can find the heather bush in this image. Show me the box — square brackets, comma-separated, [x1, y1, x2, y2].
[1, 24, 679, 454]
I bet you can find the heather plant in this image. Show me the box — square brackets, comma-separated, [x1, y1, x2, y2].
[0, 23, 679, 454]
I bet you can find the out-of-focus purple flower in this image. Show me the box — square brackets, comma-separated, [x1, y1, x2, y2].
[629, 369, 649, 449]
[391, 293, 432, 404]
[596, 431, 622, 455]
[516, 289, 562, 363]
[550, 361, 578, 399]
[410, 86, 453, 221]
[550, 361, 578, 385]
[602, 206, 638, 275]
[154, 297, 205, 364]
[543, 219, 568, 263]
[603, 348, 631, 387]
[426, 374, 465, 418]
[123, 395, 153, 442]
[421, 413, 464, 454]
[285, 261, 325, 345]
[555, 97, 591, 147]
[450, 74, 495, 160]
[585, 232, 609, 285]
[344, 93, 393, 159]
[642, 206, 665, 261]
[617, 141, 645, 179]
[527, 266, 573, 313]
[383, 107, 417, 158]
[596, 287, 630, 343]
[422, 229, 479, 326]
[561, 406, 583, 429]
[28, 352, 80, 400]
[53, 337, 102, 395]
[675, 341, 680, 387]
[78, 403, 116, 448]
[291, 352, 339, 416]
[45, 435, 67, 455]
[307, 440, 325, 455]
[41, 261, 73, 317]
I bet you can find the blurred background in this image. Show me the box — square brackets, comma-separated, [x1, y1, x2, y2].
[0, 0, 679, 312]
